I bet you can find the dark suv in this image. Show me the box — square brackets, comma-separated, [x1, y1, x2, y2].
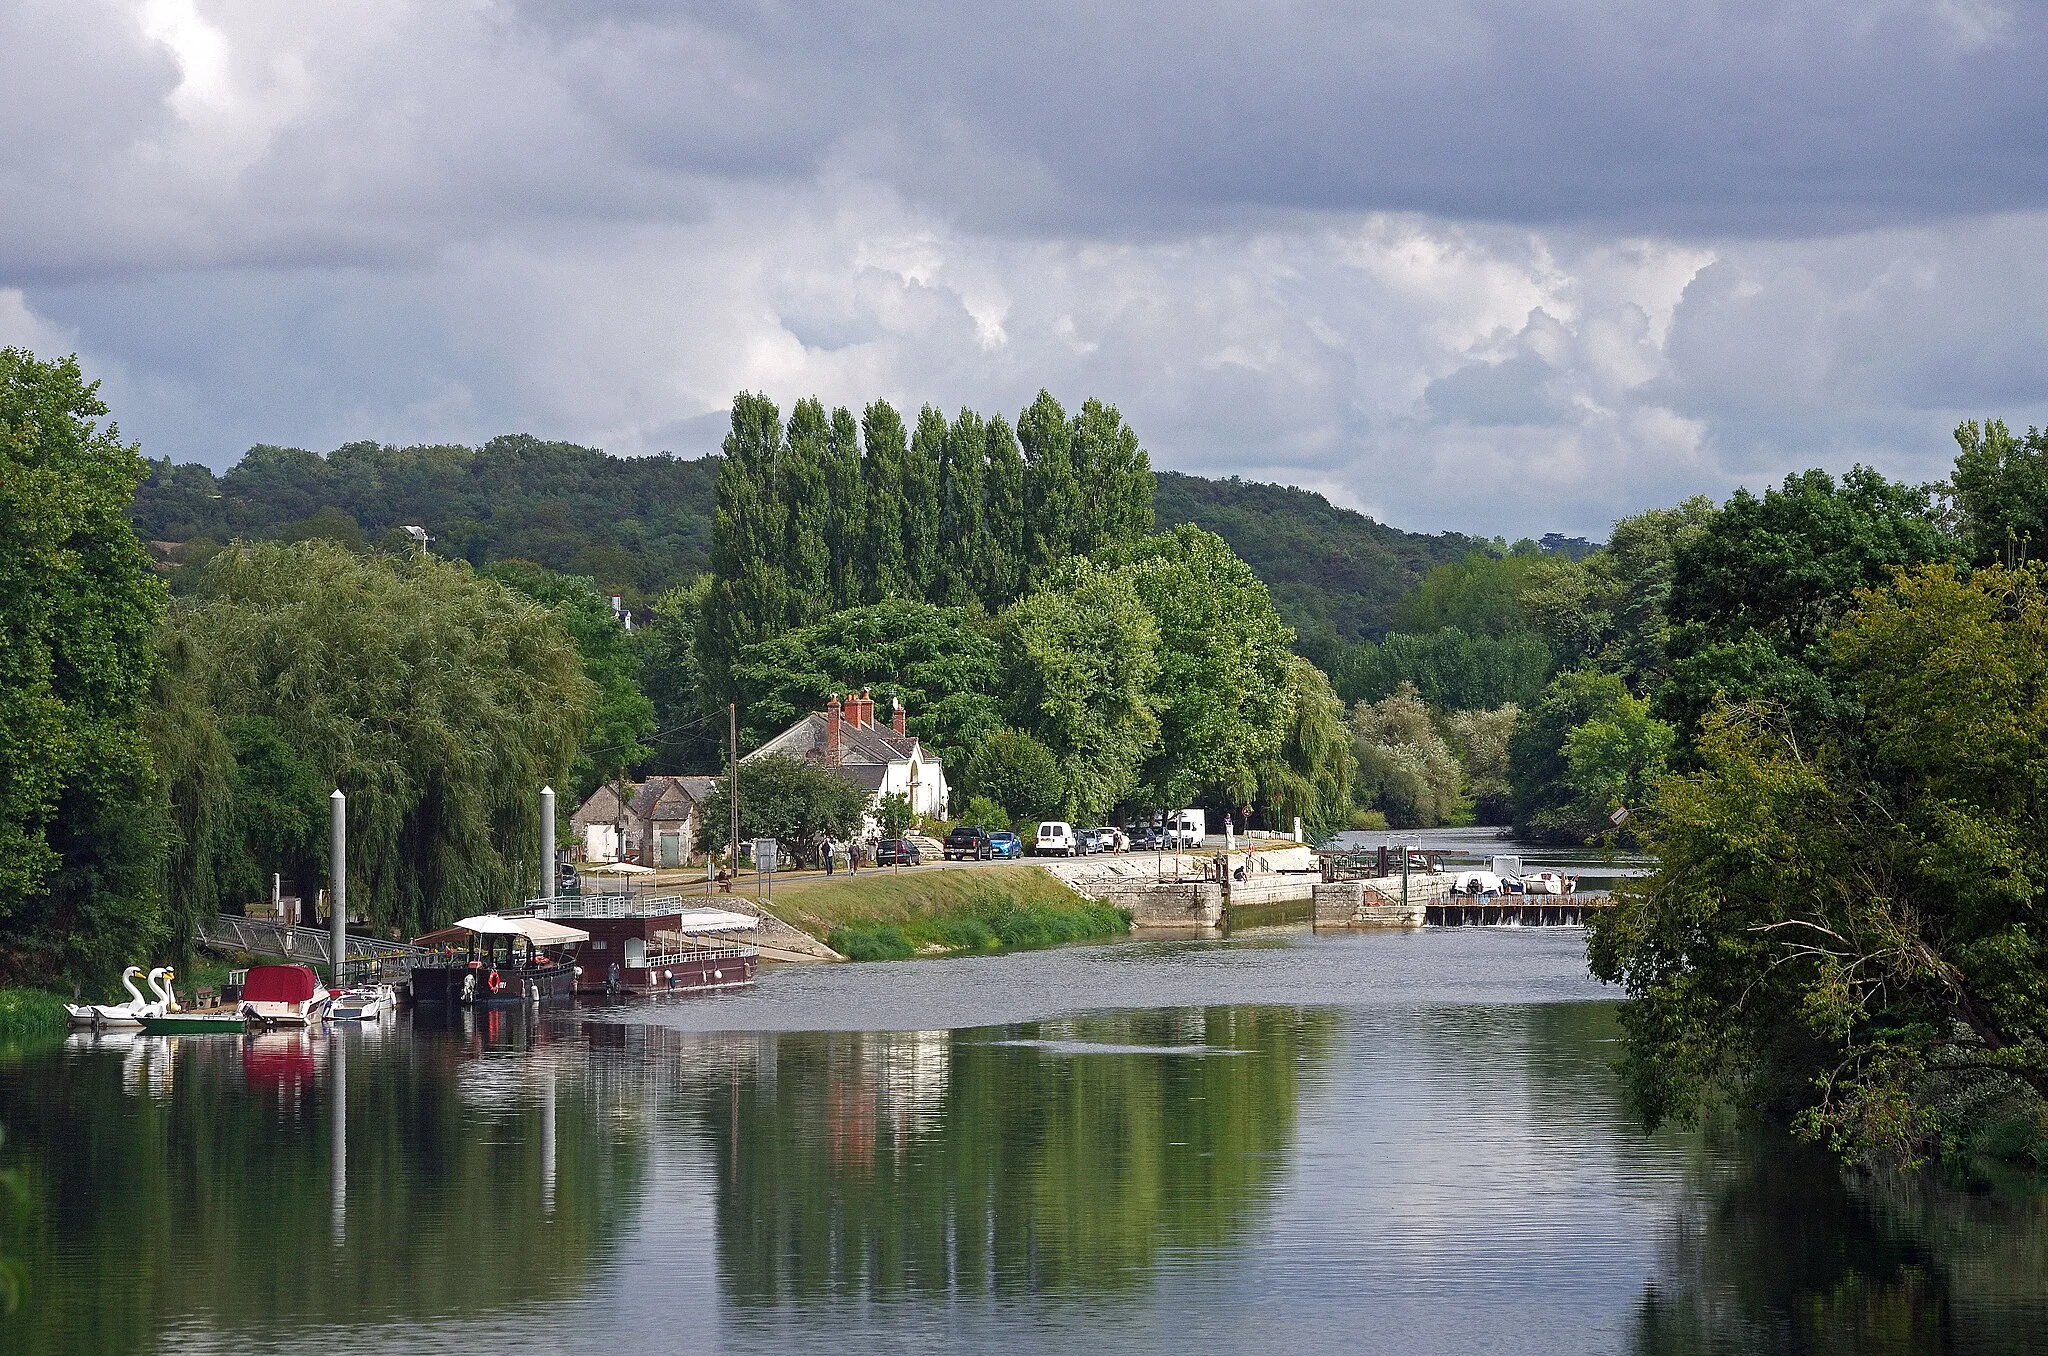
[944, 826, 994, 860]
[874, 838, 923, 866]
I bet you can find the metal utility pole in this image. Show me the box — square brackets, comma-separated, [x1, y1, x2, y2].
[330, 789, 347, 988]
[729, 703, 740, 872]
[540, 785, 556, 901]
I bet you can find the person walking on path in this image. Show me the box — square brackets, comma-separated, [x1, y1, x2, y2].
[822, 840, 836, 876]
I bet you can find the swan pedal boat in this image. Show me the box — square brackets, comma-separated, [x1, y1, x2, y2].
[66, 967, 176, 1029]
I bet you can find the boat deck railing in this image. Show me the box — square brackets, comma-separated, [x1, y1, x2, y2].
[639, 941, 757, 969]
[524, 891, 761, 921]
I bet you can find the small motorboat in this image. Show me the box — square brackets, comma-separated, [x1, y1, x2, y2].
[238, 964, 333, 1026]
[66, 966, 151, 1028]
[330, 983, 397, 1021]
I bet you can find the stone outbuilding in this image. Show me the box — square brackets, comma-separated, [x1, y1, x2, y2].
[570, 774, 721, 866]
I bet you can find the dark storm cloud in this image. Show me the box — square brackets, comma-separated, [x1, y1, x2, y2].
[7, 0, 2048, 540]
[512, 0, 2048, 235]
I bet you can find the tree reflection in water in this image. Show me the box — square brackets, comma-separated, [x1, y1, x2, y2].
[686, 1006, 1339, 1304]
[1631, 1130, 2048, 1355]
[0, 1014, 641, 1356]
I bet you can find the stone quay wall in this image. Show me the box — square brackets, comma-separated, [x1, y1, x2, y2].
[1312, 876, 1457, 928]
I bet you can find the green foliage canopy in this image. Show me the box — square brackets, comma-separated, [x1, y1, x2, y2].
[1521, 496, 1717, 692]
[962, 729, 1064, 823]
[1331, 627, 1551, 711]
[1114, 525, 1294, 811]
[485, 561, 656, 801]
[1948, 419, 2048, 566]
[998, 560, 1161, 822]
[1592, 564, 2048, 1163]
[1260, 655, 1356, 840]
[1506, 669, 1633, 843]
[0, 349, 166, 986]
[1351, 684, 1463, 829]
[728, 601, 1004, 771]
[1661, 466, 1958, 737]
[1442, 705, 1518, 826]
[698, 754, 870, 856]
[156, 542, 591, 938]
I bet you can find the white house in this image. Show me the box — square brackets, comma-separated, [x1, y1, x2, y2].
[744, 689, 950, 824]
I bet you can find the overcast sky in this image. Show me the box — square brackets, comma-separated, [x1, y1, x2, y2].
[5, 1, 2047, 538]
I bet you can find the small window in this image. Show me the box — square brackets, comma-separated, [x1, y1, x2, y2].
[591, 939, 608, 951]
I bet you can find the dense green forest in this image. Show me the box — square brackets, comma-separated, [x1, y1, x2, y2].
[131, 433, 1479, 641]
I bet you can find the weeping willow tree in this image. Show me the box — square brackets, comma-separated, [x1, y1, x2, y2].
[154, 542, 592, 940]
[1259, 654, 1355, 841]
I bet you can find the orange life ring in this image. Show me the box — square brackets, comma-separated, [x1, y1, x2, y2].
[486, 969, 503, 993]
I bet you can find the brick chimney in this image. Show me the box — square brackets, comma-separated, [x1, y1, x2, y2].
[858, 687, 875, 727]
[825, 693, 843, 764]
[892, 694, 907, 737]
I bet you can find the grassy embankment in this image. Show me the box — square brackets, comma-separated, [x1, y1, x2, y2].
[0, 989, 69, 1047]
[757, 863, 1128, 961]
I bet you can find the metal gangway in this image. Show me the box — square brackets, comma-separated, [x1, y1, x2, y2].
[196, 913, 428, 982]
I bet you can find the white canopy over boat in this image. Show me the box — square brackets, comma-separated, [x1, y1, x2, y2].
[670, 908, 760, 934]
[581, 861, 657, 876]
[428, 914, 592, 946]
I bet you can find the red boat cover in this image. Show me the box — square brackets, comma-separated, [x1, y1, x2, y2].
[242, 964, 319, 1003]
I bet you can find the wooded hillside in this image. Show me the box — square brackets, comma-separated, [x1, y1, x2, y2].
[133, 439, 1482, 642]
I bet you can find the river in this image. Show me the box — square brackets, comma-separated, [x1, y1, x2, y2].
[4, 928, 2045, 1354]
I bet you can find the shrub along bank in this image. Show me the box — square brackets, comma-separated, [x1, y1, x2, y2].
[0, 989, 68, 1047]
[762, 864, 1128, 961]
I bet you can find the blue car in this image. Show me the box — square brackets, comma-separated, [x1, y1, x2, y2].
[988, 830, 1023, 859]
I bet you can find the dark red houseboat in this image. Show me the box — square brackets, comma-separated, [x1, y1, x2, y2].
[527, 894, 759, 995]
[409, 914, 589, 1006]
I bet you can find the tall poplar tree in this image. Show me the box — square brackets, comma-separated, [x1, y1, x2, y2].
[939, 407, 988, 606]
[823, 405, 864, 610]
[707, 392, 788, 686]
[781, 397, 830, 627]
[1070, 397, 1154, 554]
[1019, 390, 1080, 572]
[858, 400, 909, 602]
[982, 415, 1028, 609]
[904, 405, 947, 601]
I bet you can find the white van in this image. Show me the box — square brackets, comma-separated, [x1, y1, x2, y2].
[1035, 821, 1078, 856]
[1165, 809, 1207, 849]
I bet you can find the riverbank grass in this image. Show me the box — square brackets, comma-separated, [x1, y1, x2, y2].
[761, 864, 1128, 961]
[0, 989, 69, 1046]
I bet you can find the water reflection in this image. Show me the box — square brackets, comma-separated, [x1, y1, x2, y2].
[673, 1008, 1338, 1306]
[4, 944, 2046, 1355]
[1632, 1132, 2048, 1355]
[0, 1018, 641, 1356]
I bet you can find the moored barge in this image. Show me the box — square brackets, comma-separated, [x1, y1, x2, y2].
[526, 893, 759, 994]
[409, 914, 589, 1006]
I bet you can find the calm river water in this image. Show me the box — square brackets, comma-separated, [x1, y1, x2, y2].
[6, 928, 2047, 1353]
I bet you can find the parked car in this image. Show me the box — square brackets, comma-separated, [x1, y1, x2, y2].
[988, 830, 1023, 859]
[1034, 821, 1078, 856]
[1130, 826, 1162, 851]
[873, 838, 923, 865]
[1088, 826, 1128, 853]
[945, 826, 994, 860]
